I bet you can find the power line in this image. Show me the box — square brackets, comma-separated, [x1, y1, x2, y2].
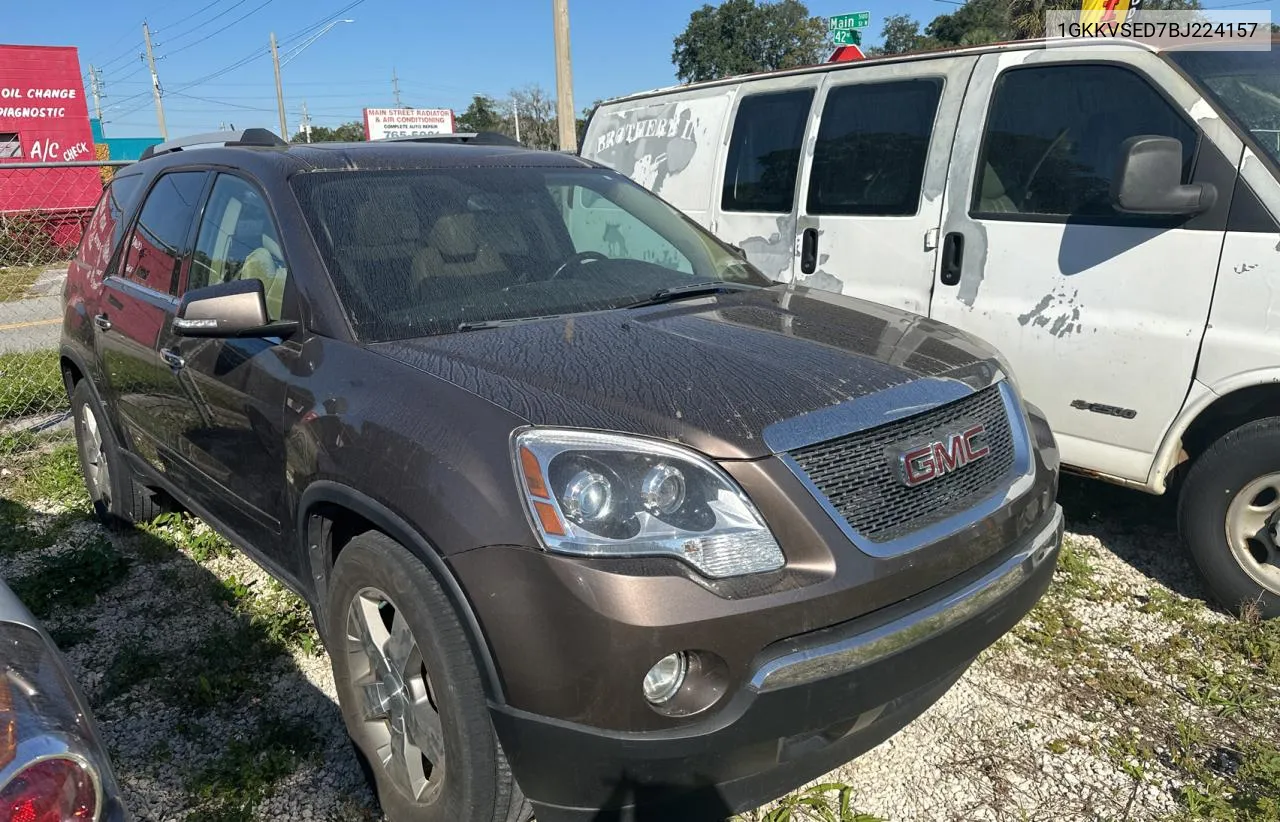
[162, 0, 280, 59]
[155, 0, 238, 36]
[169, 91, 277, 111]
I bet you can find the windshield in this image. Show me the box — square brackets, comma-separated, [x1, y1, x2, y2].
[291, 166, 770, 340]
[1169, 49, 1280, 165]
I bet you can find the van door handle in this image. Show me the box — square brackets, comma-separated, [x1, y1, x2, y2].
[160, 348, 185, 370]
[93, 313, 112, 331]
[940, 232, 964, 286]
[800, 228, 818, 275]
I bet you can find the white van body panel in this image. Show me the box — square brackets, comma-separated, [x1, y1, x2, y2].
[582, 85, 736, 230]
[584, 39, 1280, 498]
[928, 47, 1236, 483]
[792, 56, 977, 315]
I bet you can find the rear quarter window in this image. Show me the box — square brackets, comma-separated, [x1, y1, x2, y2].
[75, 173, 143, 275]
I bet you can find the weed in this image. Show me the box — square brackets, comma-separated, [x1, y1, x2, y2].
[8, 537, 128, 618]
[1046, 738, 1070, 755]
[97, 640, 165, 706]
[164, 620, 278, 711]
[189, 717, 321, 821]
[12, 441, 89, 507]
[0, 351, 66, 421]
[738, 783, 884, 822]
[141, 512, 232, 562]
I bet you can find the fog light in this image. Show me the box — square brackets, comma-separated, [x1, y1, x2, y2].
[642, 652, 689, 705]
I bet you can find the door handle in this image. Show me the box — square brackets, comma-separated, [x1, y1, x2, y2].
[160, 348, 185, 370]
[940, 232, 964, 286]
[93, 313, 112, 331]
[800, 228, 818, 275]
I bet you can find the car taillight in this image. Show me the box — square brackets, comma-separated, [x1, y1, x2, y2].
[1, 758, 98, 822]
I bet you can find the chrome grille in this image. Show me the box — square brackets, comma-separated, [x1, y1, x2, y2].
[787, 384, 1016, 543]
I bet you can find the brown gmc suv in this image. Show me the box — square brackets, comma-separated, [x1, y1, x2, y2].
[60, 129, 1063, 822]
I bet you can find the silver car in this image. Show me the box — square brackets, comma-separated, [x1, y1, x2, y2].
[1, 578, 127, 821]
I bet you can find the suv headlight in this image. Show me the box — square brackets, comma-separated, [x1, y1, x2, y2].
[513, 429, 785, 578]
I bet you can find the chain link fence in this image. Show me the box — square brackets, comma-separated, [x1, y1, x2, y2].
[0, 159, 133, 457]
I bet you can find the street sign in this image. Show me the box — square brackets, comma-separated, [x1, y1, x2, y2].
[832, 29, 862, 46]
[829, 44, 866, 63]
[829, 12, 870, 31]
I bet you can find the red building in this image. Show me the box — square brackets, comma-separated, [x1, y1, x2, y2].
[0, 44, 101, 215]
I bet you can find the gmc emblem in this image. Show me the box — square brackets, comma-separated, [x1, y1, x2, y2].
[892, 424, 990, 487]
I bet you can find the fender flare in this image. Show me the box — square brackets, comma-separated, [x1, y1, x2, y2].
[296, 480, 505, 703]
[1148, 369, 1280, 494]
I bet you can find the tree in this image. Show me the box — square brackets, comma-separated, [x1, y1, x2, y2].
[577, 98, 603, 146]
[505, 84, 558, 150]
[672, 0, 829, 84]
[456, 94, 506, 133]
[925, 0, 1010, 47]
[868, 13, 931, 55]
[290, 120, 365, 143]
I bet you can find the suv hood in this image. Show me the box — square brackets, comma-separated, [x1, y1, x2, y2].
[370, 286, 999, 459]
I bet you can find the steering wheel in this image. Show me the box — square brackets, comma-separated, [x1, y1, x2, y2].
[549, 250, 608, 281]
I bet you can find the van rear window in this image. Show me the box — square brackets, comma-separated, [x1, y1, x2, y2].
[721, 90, 813, 213]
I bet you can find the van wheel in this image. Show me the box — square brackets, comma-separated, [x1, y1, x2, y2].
[70, 380, 160, 525]
[1178, 418, 1280, 619]
[325, 531, 531, 822]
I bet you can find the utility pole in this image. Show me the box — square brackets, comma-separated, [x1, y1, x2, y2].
[88, 65, 104, 125]
[392, 68, 403, 108]
[143, 23, 167, 139]
[270, 33, 288, 139]
[300, 101, 312, 143]
[512, 100, 521, 143]
[552, 0, 576, 152]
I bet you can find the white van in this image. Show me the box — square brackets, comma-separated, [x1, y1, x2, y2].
[581, 38, 1280, 616]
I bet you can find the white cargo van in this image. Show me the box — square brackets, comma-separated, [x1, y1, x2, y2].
[581, 39, 1280, 616]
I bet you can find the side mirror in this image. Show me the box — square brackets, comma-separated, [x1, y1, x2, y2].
[173, 279, 296, 338]
[1111, 135, 1216, 216]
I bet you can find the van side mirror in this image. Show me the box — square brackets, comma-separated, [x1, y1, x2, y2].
[174, 279, 296, 338]
[1111, 135, 1216, 216]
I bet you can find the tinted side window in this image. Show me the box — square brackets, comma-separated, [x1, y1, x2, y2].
[808, 79, 942, 216]
[973, 65, 1197, 219]
[121, 172, 207, 294]
[75, 174, 143, 274]
[190, 175, 289, 320]
[722, 90, 813, 213]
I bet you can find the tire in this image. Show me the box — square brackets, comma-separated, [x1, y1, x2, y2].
[69, 380, 162, 525]
[325, 530, 531, 822]
[1178, 417, 1280, 619]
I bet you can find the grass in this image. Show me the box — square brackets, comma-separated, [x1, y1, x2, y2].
[0, 262, 51, 301]
[0, 350, 65, 421]
[11, 440, 89, 506]
[97, 640, 166, 705]
[7, 536, 129, 619]
[189, 717, 321, 822]
[141, 511, 233, 562]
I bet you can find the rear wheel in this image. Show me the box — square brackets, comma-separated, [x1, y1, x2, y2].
[325, 530, 530, 822]
[70, 380, 161, 524]
[1178, 418, 1280, 618]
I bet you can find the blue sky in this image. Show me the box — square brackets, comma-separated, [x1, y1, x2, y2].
[5, 0, 1277, 138]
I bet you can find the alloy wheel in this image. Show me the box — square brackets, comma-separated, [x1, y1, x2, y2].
[346, 587, 446, 803]
[1225, 473, 1280, 593]
[78, 403, 111, 508]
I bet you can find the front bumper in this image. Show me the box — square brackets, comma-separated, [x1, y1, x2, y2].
[489, 503, 1063, 821]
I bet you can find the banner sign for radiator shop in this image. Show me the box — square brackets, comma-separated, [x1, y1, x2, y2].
[363, 108, 456, 140]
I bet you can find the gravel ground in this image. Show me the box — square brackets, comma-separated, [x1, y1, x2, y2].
[2, 437, 1277, 822]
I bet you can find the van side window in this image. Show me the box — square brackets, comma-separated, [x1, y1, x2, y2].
[972, 65, 1197, 220]
[808, 78, 942, 216]
[120, 172, 208, 295]
[722, 90, 814, 213]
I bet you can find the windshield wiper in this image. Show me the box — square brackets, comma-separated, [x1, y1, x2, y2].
[623, 281, 759, 309]
[456, 313, 571, 332]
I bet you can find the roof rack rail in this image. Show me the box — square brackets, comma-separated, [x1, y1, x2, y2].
[140, 128, 286, 161]
[381, 131, 522, 147]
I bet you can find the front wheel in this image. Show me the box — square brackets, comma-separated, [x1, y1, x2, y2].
[1178, 418, 1280, 618]
[325, 531, 530, 822]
